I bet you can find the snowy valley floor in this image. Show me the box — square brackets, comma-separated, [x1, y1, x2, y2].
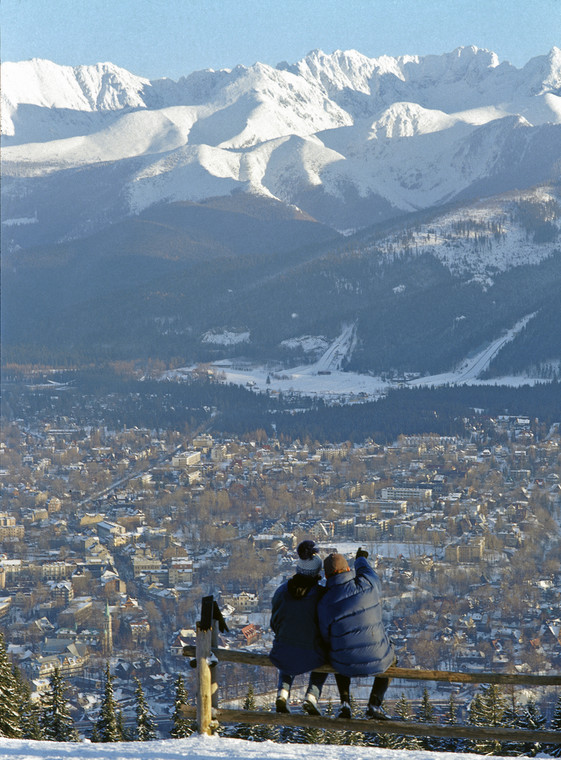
[0, 735, 541, 760]
[163, 315, 550, 405]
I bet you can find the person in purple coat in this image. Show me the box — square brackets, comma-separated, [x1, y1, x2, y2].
[318, 548, 396, 719]
[269, 540, 329, 714]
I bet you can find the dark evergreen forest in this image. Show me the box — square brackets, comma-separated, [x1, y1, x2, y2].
[3, 369, 559, 444]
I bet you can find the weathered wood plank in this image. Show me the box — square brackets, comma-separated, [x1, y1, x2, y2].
[182, 645, 561, 686]
[179, 705, 561, 742]
[195, 624, 213, 735]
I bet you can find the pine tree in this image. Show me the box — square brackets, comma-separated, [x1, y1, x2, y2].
[416, 687, 437, 750]
[483, 683, 508, 755]
[501, 692, 523, 757]
[322, 700, 343, 746]
[438, 692, 466, 753]
[502, 690, 520, 728]
[231, 685, 272, 742]
[231, 685, 256, 741]
[482, 683, 507, 728]
[519, 698, 546, 757]
[469, 684, 507, 755]
[243, 684, 256, 710]
[340, 696, 364, 746]
[13, 665, 43, 740]
[302, 720, 324, 745]
[40, 668, 79, 741]
[170, 675, 194, 739]
[134, 677, 156, 741]
[468, 691, 488, 754]
[90, 724, 101, 742]
[116, 710, 131, 742]
[94, 663, 122, 742]
[0, 631, 22, 738]
[378, 693, 422, 750]
[548, 695, 561, 758]
[469, 692, 484, 726]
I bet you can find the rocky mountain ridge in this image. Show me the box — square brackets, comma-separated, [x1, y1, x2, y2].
[2, 46, 561, 247]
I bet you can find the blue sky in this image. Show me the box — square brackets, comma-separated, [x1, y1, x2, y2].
[2, 0, 559, 79]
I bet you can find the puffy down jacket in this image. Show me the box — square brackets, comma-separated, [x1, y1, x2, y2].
[318, 556, 394, 676]
[269, 574, 327, 675]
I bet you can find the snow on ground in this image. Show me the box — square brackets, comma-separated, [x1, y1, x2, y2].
[326, 541, 444, 560]
[162, 317, 548, 404]
[164, 323, 391, 404]
[206, 359, 391, 404]
[2, 216, 38, 226]
[371, 188, 561, 283]
[202, 330, 251, 346]
[279, 335, 330, 353]
[0, 734, 538, 760]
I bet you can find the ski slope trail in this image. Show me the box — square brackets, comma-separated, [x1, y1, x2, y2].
[409, 313, 536, 387]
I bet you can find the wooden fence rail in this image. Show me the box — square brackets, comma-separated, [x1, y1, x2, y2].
[179, 704, 561, 744]
[181, 598, 561, 743]
[181, 644, 561, 687]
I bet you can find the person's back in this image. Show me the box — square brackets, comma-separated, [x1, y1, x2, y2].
[318, 553, 394, 677]
[269, 540, 328, 714]
[270, 573, 326, 674]
[318, 549, 395, 719]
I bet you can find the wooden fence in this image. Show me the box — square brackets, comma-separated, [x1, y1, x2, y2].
[181, 596, 561, 744]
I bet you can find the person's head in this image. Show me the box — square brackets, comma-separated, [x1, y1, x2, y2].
[323, 552, 350, 578]
[296, 539, 322, 577]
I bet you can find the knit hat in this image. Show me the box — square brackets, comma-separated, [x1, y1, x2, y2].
[324, 553, 350, 578]
[296, 540, 322, 577]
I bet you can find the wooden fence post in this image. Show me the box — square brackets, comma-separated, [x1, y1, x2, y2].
[211, 618, 219, 710]
[196, 596, 215, 735]
[196, 623, 213, 735]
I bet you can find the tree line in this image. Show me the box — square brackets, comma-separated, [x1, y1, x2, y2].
[4, 367, 561, 445]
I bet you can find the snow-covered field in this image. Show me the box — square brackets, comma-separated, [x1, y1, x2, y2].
[162, 316, 548, 404]
[0, 734, 537, 760]
[163, 323, 391, 403]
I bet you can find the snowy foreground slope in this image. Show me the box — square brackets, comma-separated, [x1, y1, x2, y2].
[0, 735, 537, 760]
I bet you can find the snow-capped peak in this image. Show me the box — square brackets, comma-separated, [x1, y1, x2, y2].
[522, 46, 561, 95]
[1, 58, 150, 136]
[369, 101, 459, 138]
[2, 57, 149, 110]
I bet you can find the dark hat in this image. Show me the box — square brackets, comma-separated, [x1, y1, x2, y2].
[297, 540, 319, 560]
[324, 553, 350, 578]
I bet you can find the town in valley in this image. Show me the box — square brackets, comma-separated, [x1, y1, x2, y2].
[1, 374, 560, 732]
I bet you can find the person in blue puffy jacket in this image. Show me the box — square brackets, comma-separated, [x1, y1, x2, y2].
[269, 540, 329, 715]
[318, 547, 396, 720]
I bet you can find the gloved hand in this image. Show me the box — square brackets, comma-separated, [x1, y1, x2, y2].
[356, 547, 369, 559]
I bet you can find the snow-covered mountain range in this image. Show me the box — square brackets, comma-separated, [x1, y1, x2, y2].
[3, 46, 561, 247]
[2, 47, 561, 380]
